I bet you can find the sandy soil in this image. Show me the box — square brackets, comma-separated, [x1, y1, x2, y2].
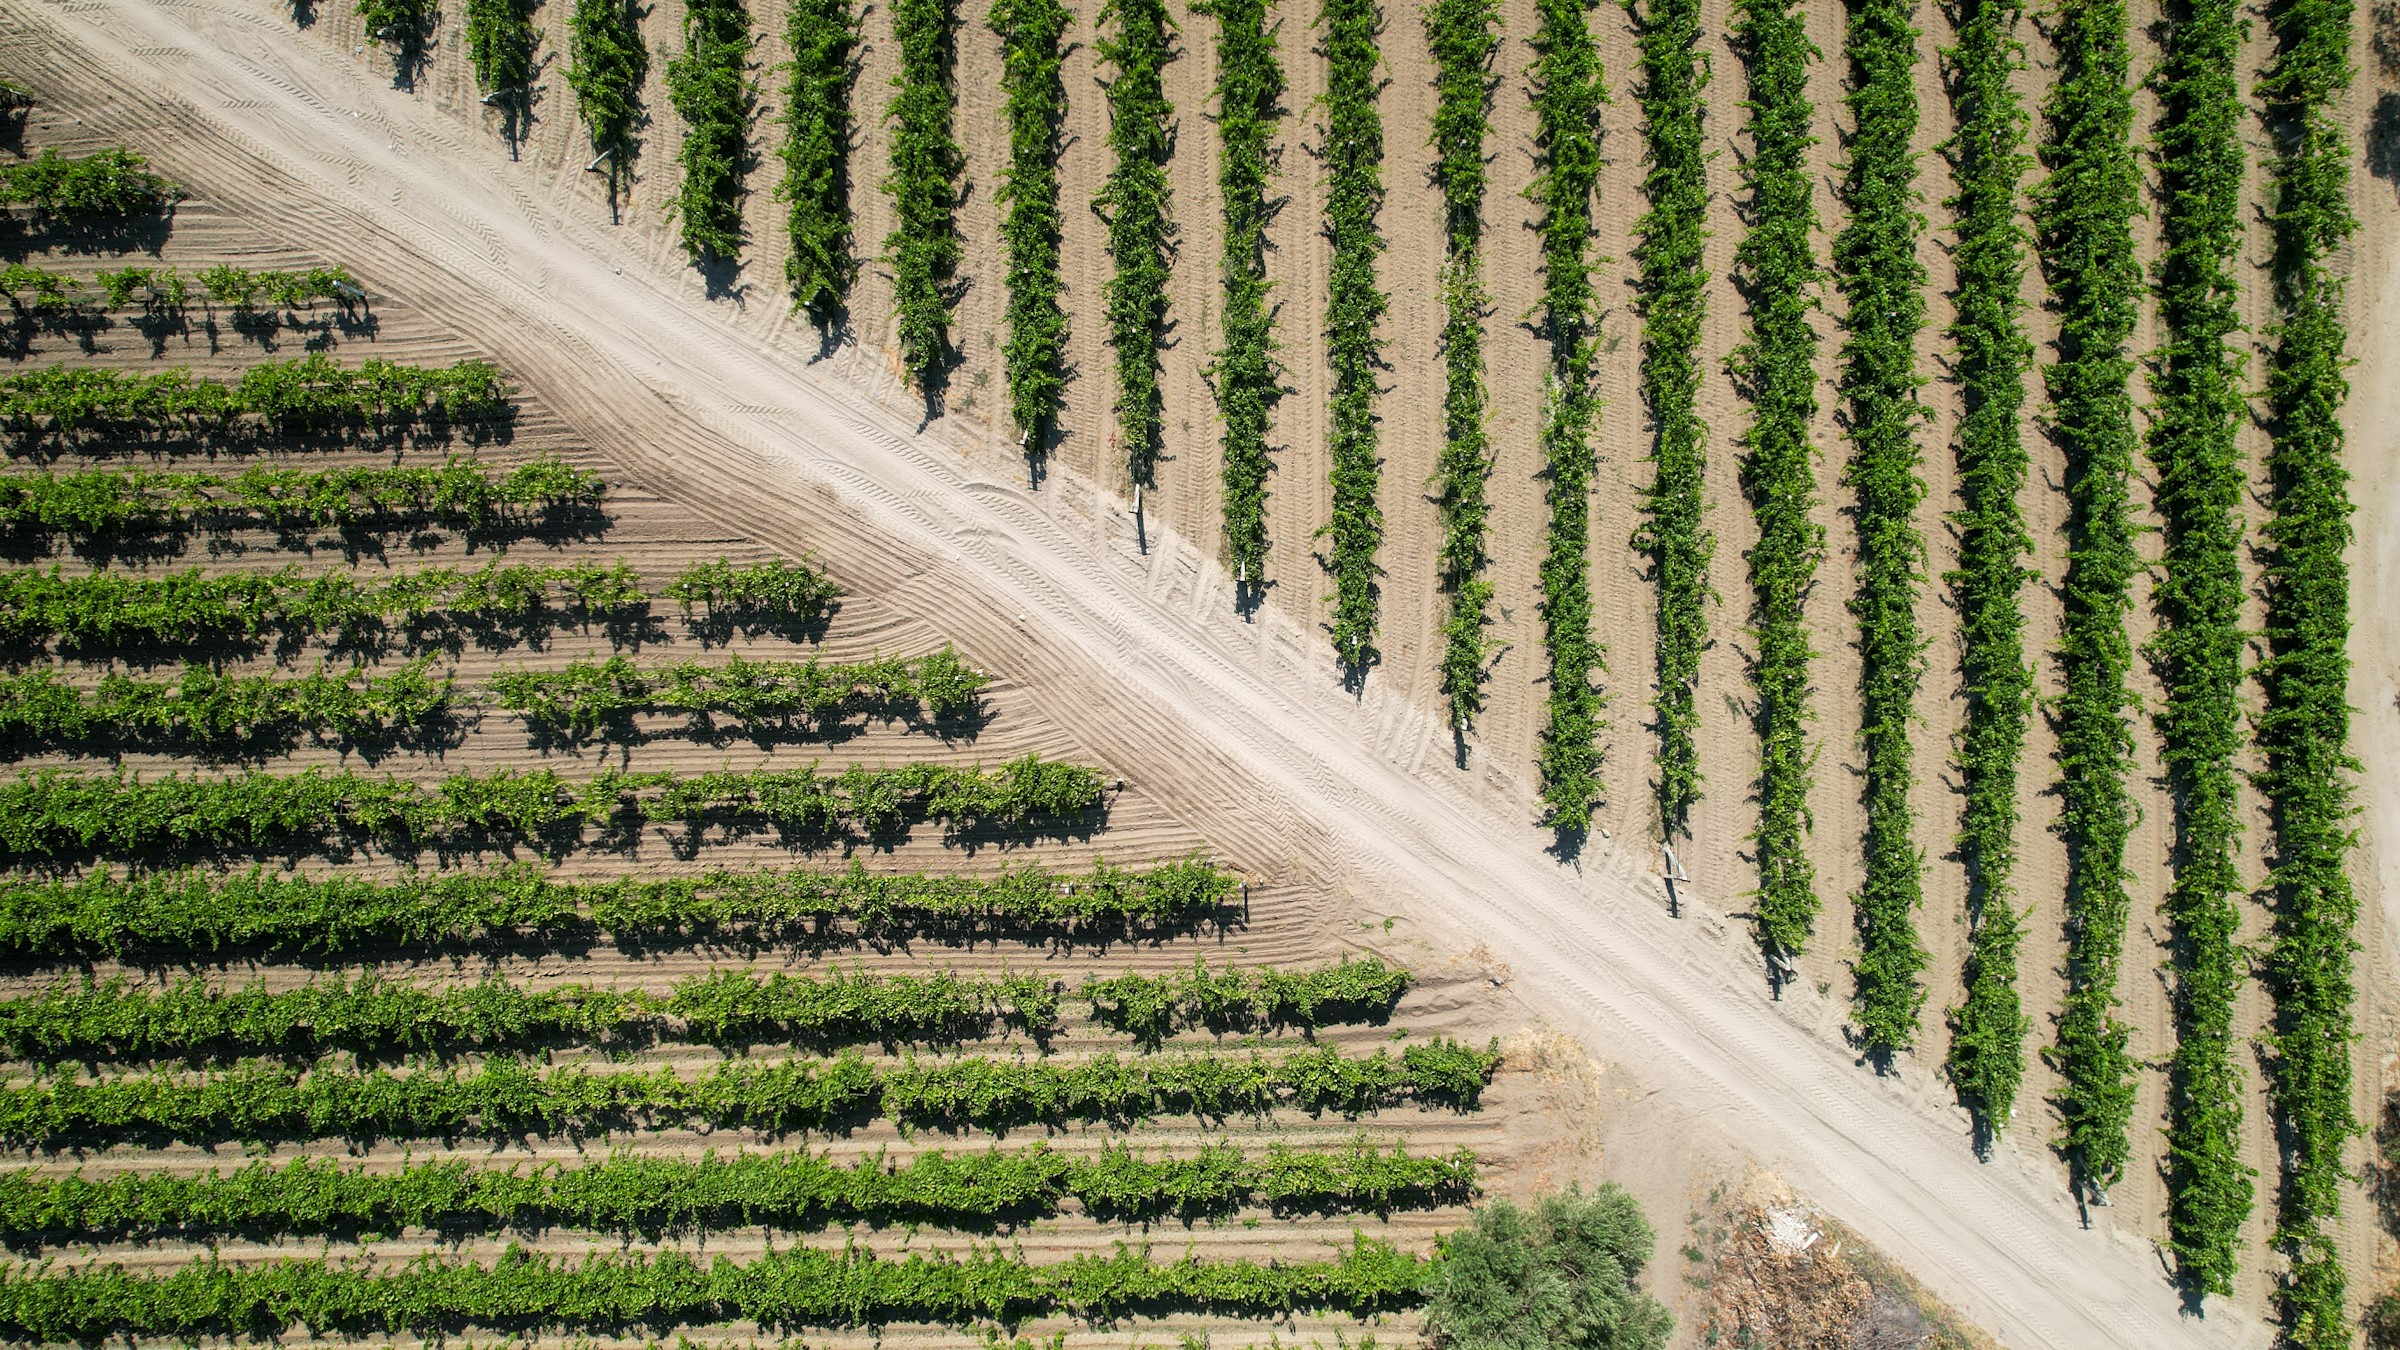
[10, 0, 2393, 1343]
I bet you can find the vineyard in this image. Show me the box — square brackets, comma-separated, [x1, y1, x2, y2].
[10, 0, 2395, 1341]
[0, 45, 1619, 1350]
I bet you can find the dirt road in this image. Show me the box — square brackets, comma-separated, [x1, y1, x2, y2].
[21, 1, 2277, 1344]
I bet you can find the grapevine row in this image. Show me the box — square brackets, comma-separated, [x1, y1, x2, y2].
[0, 1237, 1430, 1337]
[2254, 0, 2360, 1339]
[2, 263, 362, 316]
[990, 0, 1071, 451]
[0, 555, 833, 653]
[665, 0, 757, 264]
[886, 0, 965, 387]
[1422, 0, 1497, 732]
[1080, 955, 1409, 1044]
[462, 0, 540, 148]
[1318, 0, 1386, 672]
[1527, 0, 1607, 832]
[780, 0, 860, 318]
[0, 855, 1239, 958]
[0, 1138, 1475, 1245]
[1202, 0, 1283, 590]
[488, 648, 987, 736]
[1833, 0, 1930, 1057]
[0, 456, 602, 536]
[567, 0, 649, 213]
[357, 0, 437, 77]
[0, 755, 1107, 860]
[0, 148, 176, 218]
[0, 1039, 1499, 1146]
[0, 969, 1044, 1063]
[1626, 0, 1712, 837]
[0, 956, 1403, 1064]
[1728, 0, 1824, 977]
[2, 355, 512, 446]
[2033, 0, 2140, 1207]
[1097, 0, 1175, 489]
[1939, 0, 2034, 1137]
[0, 660, 453, 755]
[2148, 0, 2253, 1294]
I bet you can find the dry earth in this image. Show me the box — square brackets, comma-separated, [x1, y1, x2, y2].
[8, 0, 2398, 1344]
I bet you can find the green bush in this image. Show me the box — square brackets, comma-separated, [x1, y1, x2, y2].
[1424, 0, 1498, 732]
[780, 0, 861, 317]
[1424, 1185, 1673, 1350]
[660, 555, 841, 627]
[666, 0, 757, 263]
[0, 966, 1047, 1063]
[1318, 0, 1386, 672]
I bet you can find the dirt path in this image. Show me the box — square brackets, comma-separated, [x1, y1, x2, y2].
[22, 2, 2278, 1345]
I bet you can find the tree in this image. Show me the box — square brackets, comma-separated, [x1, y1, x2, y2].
[1426, 1185, 1673, 1350]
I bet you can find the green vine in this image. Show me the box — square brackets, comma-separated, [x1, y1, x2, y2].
[1528, 0, 1608, 833]
[1728, 0, 1823, 977]
[1626, 0, 1712, 838]
[2034, 0, 2140, 1207]
[2255, 0, 2360, 1340]
[1317, 0, 1386, 672]
[2148, 0, 2255, 1295]
[1201, 0, 1285, 591]
[1833, 0, 1930, 1057]
[1097, 0, 1176, 489]
[666, 0, 757, 264]
[779, 0, 860, 318]
[885, 0, 964, 388]
[566, 0, 649, 213]
[990, 0, 1071, 454]
[1938, 0, 2034, 1139]
[1424, 0, 1498, 732]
